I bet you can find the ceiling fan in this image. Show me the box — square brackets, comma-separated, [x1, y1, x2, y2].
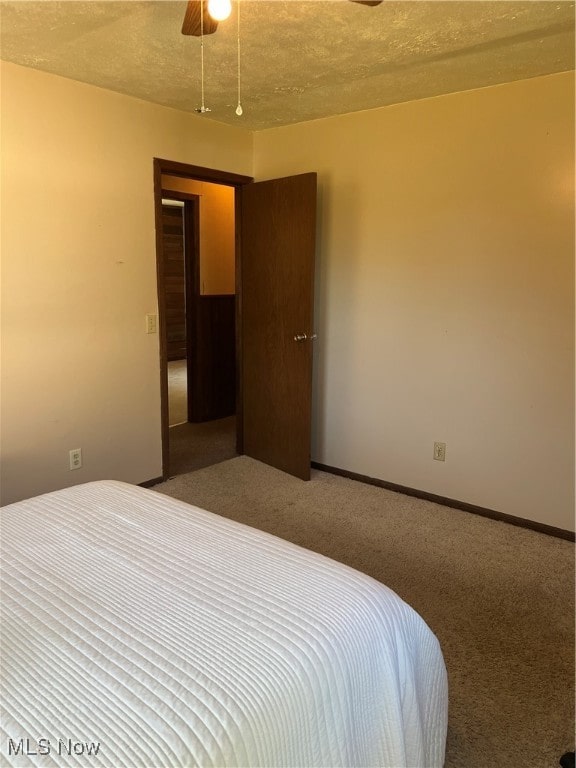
[182, 0, 383, 37]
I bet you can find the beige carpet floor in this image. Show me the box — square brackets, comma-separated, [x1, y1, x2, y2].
[169, 416, 237, 476]
[155, 456, 575, 768]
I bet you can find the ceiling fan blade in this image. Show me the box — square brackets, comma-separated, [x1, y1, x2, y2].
[182, 0, 219, 36]
[181, 0, 381, 37]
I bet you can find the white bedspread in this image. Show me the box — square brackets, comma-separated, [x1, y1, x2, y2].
[1, 481, 447, 768]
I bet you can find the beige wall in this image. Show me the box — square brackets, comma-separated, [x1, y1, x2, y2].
[254, 71, 575, 531]
[0, 61, 252, 504]
[2, 61, 574, 532]
[161, 175, 235, 295]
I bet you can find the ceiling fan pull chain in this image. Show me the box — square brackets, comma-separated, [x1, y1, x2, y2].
[195, 0, 211, 114]
[235, 0, 243, 116]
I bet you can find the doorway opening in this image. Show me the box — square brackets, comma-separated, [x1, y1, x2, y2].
[153, 159, 253, 480]
[161, 193, 236, 475]
[154, 160, 317, 483]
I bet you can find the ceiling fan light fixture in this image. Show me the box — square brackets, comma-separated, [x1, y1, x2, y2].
[207, 0, 232, 22]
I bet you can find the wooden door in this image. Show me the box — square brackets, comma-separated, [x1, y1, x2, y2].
[161, 204, 187, 361]
[188, 295, 236, 422]
[240, 173, 317, 480]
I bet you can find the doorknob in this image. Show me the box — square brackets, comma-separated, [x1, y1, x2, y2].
[294, 333, 318, 342]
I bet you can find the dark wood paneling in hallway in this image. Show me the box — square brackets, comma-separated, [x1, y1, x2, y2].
[161, 204, 186, 361]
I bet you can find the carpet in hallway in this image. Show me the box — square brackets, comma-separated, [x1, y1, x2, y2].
[168, 416, 237, 476]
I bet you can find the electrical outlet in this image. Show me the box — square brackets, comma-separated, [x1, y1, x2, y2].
[69, 448, 82, 470]
[433, 442, 446, 462]
[146, 313, 158, 334]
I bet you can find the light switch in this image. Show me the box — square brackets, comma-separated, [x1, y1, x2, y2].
[146, 314, 158, 334]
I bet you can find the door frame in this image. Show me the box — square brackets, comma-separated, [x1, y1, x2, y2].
[153, 158, 253, 480]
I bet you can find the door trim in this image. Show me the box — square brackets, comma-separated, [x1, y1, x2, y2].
[157, 158, 253, 186]
[153, 158, 253, 480]
[161, 194, 199, 370]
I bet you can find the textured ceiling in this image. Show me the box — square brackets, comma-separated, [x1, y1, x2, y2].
[0, 1, 574, 131]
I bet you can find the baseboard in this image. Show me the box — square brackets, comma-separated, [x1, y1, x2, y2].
[139, 476, 164, 489]
[311, 462, 575, 542]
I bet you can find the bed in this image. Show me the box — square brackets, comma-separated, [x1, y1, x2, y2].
[1, 480, 448, 767]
